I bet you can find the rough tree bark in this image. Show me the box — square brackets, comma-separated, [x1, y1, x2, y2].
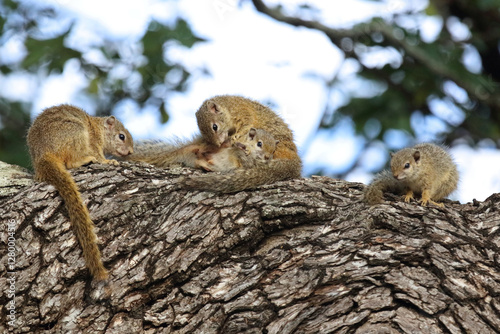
[1, 161, 500, 333]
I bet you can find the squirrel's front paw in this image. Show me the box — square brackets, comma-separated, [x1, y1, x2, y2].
[403, 190, 414, 203]
[103, 159, 120, 166]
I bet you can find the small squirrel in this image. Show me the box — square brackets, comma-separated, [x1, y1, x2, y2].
[27, 104, 134, 280]
[194, 128, 279, 172]
[364, 143, 458, 207]
[126, 95, 302, 192]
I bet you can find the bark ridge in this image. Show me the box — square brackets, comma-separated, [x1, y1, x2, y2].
[1, 162, 499, 333]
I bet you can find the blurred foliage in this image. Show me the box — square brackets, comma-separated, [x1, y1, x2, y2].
[252, 0, 500, 176]
[0, 99, 31, 166]
[0, 0, 205, 168]
[2, 0, 500, 178]
[324, 0, 500, 145]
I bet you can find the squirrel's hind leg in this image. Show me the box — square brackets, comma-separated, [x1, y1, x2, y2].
[66, 155, 99, 169]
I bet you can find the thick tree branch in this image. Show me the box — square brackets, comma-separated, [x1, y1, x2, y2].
[1, 161, 500, 333]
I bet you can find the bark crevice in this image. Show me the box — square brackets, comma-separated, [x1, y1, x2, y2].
[1, 162, 500, 333]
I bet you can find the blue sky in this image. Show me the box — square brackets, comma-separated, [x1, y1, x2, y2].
[2, 0, 500, 203]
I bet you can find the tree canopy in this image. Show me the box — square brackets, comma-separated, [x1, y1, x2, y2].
[251, 0, 500, 143]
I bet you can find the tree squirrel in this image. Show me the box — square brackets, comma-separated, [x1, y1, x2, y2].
[27, 104, 134, 280]
[364, 143, 458, 207]
[194, 127, 279, 172]
[126, 95, 302, 192]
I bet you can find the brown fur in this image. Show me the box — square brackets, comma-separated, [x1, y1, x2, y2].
[363, 170, 406, 205]
[196, 95, 298, 160]
[194, 128, 279, 172]
[364, 143, 458, 207]
[27, 104, 133, 280]
[126, 136, 206, 168]
[126, 95, 302, 192]
[187, 95, 302, 192]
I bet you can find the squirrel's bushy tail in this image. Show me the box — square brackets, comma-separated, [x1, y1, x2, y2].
[183, 157, 302, 193]
[364, 170, 405, 205]
[124, 138, 202, 168]
[36, 153, 108, 280]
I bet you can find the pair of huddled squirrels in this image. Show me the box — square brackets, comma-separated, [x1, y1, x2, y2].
[27, 95, 301, 281]
[27, 96, 458, 282]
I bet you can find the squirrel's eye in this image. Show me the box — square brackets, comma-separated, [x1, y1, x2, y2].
[119, 134, 125, 141]
[212, 124, 218, 132]
[257, 141, 263, 148]
[404, 163, 410, 169]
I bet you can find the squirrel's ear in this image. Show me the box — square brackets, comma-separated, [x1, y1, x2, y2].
[235, 142, 246, 151]
[207, 101, 220, 114]
[413, 150, 421, 162]
[390, 152, 394, 158]
[105, 116, 116, 128]
[248, 128, 257, 139]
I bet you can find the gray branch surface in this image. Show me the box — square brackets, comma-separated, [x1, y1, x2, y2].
[1, 162, 500, 333]
[0, 162, 34, 198]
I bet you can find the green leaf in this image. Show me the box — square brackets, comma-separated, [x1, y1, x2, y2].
[87, 77, 99, 94]
[160, 102, 169, 124]
[425, 2, 439, 16]
[22, 29, 81, 73]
